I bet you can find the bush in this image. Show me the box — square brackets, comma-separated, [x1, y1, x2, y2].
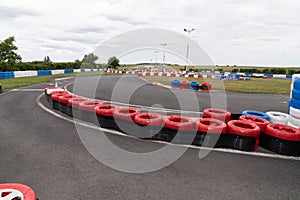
[0, 62, 82, 72]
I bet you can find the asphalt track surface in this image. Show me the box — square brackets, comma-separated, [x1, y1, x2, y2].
[0, 75, 299, 199]
[68, 75, 290, 114]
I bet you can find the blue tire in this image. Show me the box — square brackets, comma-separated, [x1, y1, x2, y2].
[292, 88, 300, 100]
[242, 110, 270, 121]
[171, 80, 180, 88]
[294, 78, 300, 90]
[290, 98, 300, 109]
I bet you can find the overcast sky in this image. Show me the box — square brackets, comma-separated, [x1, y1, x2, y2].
[1, 0, 300, 66]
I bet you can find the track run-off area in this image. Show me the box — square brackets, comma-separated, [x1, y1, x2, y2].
[0, 74, 299, 199]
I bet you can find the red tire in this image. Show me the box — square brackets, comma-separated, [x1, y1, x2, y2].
[50, 91, 68, 98]
[67, 98, 87, 108]
[134, 112, 163, 126]
[51, 92, 69, 102]
[113, 107, 140, 121]
[94, 104, 118, 117]
[203, 108, 231, 122]
[265, 124, 300, 142]
[0, 183, 36, 200]
[195, 118, 227, 134]
[79, 100, 103, 112]
[227, 120, 260, 137]
[180, 81, 190, 89]
[164, 115, 195, 131]
[58, 94, 77, 104]
[239, 115, 270, 132]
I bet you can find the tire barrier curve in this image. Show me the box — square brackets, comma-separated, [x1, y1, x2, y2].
[47, 88, 300, 156]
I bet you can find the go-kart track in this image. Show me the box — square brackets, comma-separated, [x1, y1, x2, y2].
[0, 74, 299, 199]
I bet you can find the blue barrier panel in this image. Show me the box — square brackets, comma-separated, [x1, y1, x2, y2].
[80, 69, 85, 72]
[37, 70, 52, 76]
[1, 72, 15, 79]
[64, 69, 74, 74]
[286, 74, 292, 79]
[230, 72, 237, 75]
[0, 72, 3, 80]
[245, 73, 253, 77]
[264, 74, 273, 77]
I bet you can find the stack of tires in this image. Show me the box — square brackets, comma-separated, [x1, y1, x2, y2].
[171, 80, 180, 88]
[190, 82, 200, 91]
[201, 82, 212, 91]
[289, 77, 300, 128]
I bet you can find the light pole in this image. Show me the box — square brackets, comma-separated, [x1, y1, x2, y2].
[160, 43, 167, 63]
[183, 28, 195, 70]
[154, 50, 159, 65]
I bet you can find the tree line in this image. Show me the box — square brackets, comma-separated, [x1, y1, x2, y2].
[0, 36, 120, 72]
[228, 67, 300, 75]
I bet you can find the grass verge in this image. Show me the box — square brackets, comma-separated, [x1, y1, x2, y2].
[0, 71, 104, 91]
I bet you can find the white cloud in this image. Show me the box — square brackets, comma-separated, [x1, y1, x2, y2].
[0, 0, 299, 66]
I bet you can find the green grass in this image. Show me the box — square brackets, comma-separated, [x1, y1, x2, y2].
[0, 71, 105, 91]
[142, 76, 292, 94]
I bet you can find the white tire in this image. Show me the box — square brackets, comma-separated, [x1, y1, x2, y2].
[266, 111, 289, 125]
[290, 106, 300, 119]
[287, 121, 299, 129]
[289, 115, 300, 127]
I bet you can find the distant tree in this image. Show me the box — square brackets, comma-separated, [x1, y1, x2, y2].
[82, 53, 98, 68]
[43, 56, 51, 62]
[107, 56, 120, 69]
[0, 36, 22, 63]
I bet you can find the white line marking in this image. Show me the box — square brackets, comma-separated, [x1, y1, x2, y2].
[36, 94, 300, 161]
[55, 77, 74, 81]
[12, 89, 44, 92]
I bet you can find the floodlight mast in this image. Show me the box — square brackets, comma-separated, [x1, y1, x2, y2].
[183, 28, 195, 70]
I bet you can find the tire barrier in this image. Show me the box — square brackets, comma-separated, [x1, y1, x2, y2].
[50, 91, 69, 110]
[190, 82, 200, 91]
[293, 77, 300, 90]
[113, 107, 140, 134]
[161, 116, 195, 144]
[0, 183, 36, 200]
[289, 106, 300, 119]
[132, 112, 164, 139]
[45, 87, 299, 156]
[239, 115, 269, 132]
[289, 116, 300, 128]
[171, 80, 180, 88]
[260, 124, 300, 156]
[242, 110, 270, 121]
[195, 118, 227, 147]
[203, 108, 231, 123]
[265, 111, 289, 125]
[58, 94, 77, 114]
[290, 98, 300, 109]
[227, 120, 261, 151]
[291, 88, 300, 100]
[95, 104, 119, 129]
[239, 115, 270, 149]
[0, 83, 2, 93]
[67, 97, 87, 117]
[180, 81, 190, 89]
[201, 82, 212, 91]
[44, 87, 65, 102]
[79, 100, 103, 124]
